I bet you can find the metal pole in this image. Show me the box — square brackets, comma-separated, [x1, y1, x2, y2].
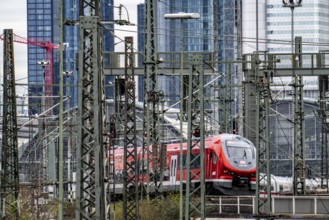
[58, 0, 64, 218]
[122, 36, 139, 220]
[291, 9, 296, 190]
[185, 54, 205, 220]
[179, 19, 184, 220]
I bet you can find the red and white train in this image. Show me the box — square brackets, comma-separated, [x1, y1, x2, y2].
[112, 133, 256, 195]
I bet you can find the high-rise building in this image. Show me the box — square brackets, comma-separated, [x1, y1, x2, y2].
[137, 0, 238, 106]
[242, 0, 329, 176]
[267, 0, 329, 99]
[27, 0, 57, 115]
[27, 0, 114, 114]
[243, 0, 329, 98]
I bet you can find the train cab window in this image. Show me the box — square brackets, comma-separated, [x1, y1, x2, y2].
[212, 152, 218, 165]
[226, 140, 254, 159]
[279, 185, 283, 192]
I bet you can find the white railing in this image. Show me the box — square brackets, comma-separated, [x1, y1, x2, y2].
[206, 195, 329, 217]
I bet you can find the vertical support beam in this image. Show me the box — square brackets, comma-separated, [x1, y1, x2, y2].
[255, 53, 271, 215]
[58, 0, 64, 218]
[319, 75, 329, 189]
[143, 0, 163, 199]
[76, 0, 107, 218]
[185, 54, 205, 220]
[227, 64, 234, 133]
[293, 37, 305, 195]
[0, 29, 20, 219]
[48, 140, 57, 182]
[244, 53, 272, 216]
[219, 64, 234, 133]
[37, 62, 49, 192]
[237, 0, 244, 135]
[115, 67, 125, 133]
[123, 37, 139, 220]
[38, 107, 47, 190]
[212, 0, 220, 135]
[107, 115, 116, 219]
[243, 69, 257, 144]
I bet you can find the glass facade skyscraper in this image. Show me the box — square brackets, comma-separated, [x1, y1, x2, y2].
[242, 0, 329, 176]
[137, 0, 238, 105]
[243, 0, 329, 99]
[27, 0, 56, 114]
[27, 0, 114, 114]
[266, 0, 329, 98]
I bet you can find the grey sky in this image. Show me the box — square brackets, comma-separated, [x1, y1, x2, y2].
[0, 1, 138, 95]
[0, 0, 27, 95]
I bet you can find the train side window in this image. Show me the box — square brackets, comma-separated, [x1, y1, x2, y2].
[176, 155, 184, 169]
[180, 154, 200, 169]
[212, 152, 218, 165]
[139, 160, 147, 174]
[191, 154, 200, 169]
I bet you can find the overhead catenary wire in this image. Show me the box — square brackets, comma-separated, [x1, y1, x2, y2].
[100, 25, 327, 179]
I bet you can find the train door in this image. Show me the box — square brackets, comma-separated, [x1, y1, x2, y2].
[169, 155, 178, 185]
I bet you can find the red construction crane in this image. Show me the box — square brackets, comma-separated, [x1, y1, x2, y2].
[0, 33, 59, 96]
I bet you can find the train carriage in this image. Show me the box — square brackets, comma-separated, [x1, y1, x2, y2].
[112, 133, 256, 195]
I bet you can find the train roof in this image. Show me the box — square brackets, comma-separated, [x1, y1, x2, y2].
[112, 134, 251, 155]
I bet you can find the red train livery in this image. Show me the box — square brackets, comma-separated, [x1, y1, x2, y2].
[112, 133, 256, 195]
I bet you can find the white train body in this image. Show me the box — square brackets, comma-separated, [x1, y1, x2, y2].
[260, 174, 322, 195]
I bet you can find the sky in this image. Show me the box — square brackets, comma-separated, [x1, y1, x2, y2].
[0, 1, 139, 95]
[0, 0, 28, 95]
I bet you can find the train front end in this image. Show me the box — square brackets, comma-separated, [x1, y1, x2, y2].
[212, 134, 256, 195]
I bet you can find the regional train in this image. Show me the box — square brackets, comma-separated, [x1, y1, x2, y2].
[111, 133, 257, 195]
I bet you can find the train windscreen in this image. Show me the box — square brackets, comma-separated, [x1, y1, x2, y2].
[226, 140, 254, 159]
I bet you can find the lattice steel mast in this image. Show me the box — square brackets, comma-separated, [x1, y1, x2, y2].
[76, 0, 107, 218]
[0, 29, 20, 219]
[185, 54, 205, 220]
[255, 53, 272, 215]
[293, 37, 305, 195]
[123, 36, 139, 220]
[143, 0, 163, 198]
[319, 74, 329, 189]
[243, 53, 273, 215]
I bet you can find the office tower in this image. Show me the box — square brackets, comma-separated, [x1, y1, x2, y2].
[243, 1, 329, 175]
[137, 1, 238, 106]
[267, 0, 329, 175]
[243, 0, 329, 99]
[27, 0, 57, 114]
[267, 0, 329, 98]
[27, 0, 114, 114]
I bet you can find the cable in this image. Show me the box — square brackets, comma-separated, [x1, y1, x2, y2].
[112, 25, 329, 48]
[104, 24, 328, 180]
